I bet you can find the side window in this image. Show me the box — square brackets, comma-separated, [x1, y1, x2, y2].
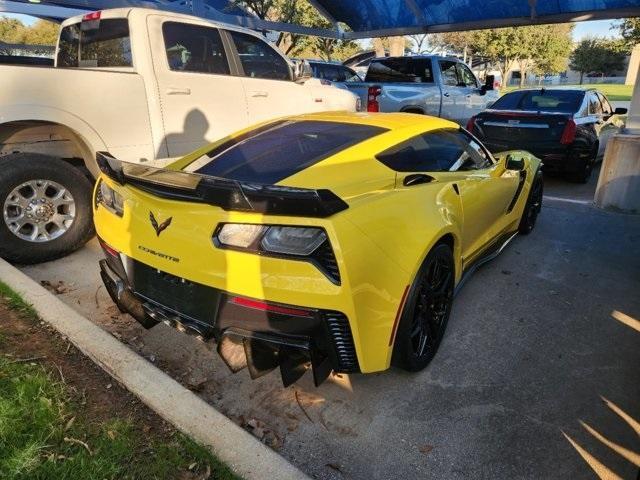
[57, 24, 80, 67]
[597, 92, 612, 115]
[162, 22, 230, 75]
[588, 93, 603, 115]
[229, 31, 291, 81]
[376, 129, 469, 172]
[457, 131, 493, 170]
[365, 58, 432, 83]
[439, 60, 459, 87]
[456, 63, 478, 88]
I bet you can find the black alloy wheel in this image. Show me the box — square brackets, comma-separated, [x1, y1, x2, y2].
[393, 243, 454, 372]
[518, 172, 543, 235]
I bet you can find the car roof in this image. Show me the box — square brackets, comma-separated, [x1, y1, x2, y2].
[371, 54, 460, 62]
[289, 111, 458, 131]
[503, 87, 594, 94]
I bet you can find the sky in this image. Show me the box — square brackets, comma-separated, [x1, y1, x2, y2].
[0, 12, 622, 41]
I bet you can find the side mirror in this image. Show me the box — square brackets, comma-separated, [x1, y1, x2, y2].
[505, 154, 525, 171]
[614, 107, 628, 115]
[292, 59, 313, 83]
[483, 75, 495, 92]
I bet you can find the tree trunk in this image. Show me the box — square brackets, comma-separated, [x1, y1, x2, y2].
[580, 71, 584, 85]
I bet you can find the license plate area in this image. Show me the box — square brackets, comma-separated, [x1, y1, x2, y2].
[128, 260, 219, 325]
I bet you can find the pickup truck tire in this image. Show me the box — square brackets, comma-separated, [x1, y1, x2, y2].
[0, 154, 95, 264]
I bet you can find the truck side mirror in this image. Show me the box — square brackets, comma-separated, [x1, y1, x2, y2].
[292, 59, 313, 83]
[481, 75, 495, 94]
[505, 154, 525, 171]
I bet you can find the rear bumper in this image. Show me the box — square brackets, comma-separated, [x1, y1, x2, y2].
[99, 250, 359, 387]
[483, 141, 590, 173]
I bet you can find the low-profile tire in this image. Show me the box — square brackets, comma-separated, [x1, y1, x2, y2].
[0, 154, 95, 264]
[392, 243, 455, 372]
[565, 145, 597, 184]
[518, 170, 543, 235]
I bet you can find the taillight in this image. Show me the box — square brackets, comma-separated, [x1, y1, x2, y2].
[83, 11, 101, 21]
[367, 86, 382, 112]
[466, 116, 476, 132]
[98, 238, 119, 258]
[560, 119, 577, 145]
[229, 296, 314, 318]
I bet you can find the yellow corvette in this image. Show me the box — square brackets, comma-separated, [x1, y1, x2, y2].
[94, 112, 542, 386]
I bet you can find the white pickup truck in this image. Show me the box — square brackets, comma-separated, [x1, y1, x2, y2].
[0, 7, 358, 264]
[344, 55, 499, 125]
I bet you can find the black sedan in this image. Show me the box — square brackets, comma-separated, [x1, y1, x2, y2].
[466, 88, 627, 182]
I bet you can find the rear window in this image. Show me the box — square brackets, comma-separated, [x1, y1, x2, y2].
[365, 58, 433, 83]
[491, 90, 584, 113]
[57, 18, 132, 68]
[186, 121, 387, 184]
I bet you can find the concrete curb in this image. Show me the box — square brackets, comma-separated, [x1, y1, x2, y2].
[0, 258, 307, 480]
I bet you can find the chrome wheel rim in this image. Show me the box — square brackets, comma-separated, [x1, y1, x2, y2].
[3, 179, 76, 243]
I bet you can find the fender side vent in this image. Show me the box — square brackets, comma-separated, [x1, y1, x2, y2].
[324, 312, 359, 373]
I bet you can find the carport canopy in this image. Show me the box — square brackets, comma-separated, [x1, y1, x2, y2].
[1, 0, 639, 39]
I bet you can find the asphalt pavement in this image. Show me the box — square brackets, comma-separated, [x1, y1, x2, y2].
[19, 166, 640, 480]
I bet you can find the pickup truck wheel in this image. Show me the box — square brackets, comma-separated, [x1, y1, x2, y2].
[0, 154, 95, 264]
[392, 244, 454, 372]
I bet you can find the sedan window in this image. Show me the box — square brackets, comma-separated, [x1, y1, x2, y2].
[491, 90, 584, 113]
[588, 93, 603, 115]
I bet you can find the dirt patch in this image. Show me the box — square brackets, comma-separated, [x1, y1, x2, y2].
[0, 302, 169, 436]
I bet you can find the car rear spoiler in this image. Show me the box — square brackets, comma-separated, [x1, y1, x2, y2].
[96, 152, 349, 218]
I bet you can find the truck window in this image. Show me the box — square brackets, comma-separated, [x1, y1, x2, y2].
[162, 22, 230, 75]
[57, 19, 132, 68]
[228, 31, 291, 81]
[456, 63, 478, 88]
[365, 58, 433, 83]
[439, 61, 459, 87]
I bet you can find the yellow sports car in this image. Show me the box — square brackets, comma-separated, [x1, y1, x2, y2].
[94, 112, 542, 386]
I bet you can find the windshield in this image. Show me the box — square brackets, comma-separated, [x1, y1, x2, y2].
[491, 90, 584, 113]
[185, 121, 387, 184]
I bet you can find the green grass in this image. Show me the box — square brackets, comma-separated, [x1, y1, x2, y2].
[503, 83, 633, 101]
[0, 283, 240, 480]
[0, 357, 239, 480]
[0, 282, 38, 320]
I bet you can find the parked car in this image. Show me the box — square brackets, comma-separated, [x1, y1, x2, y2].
[343, 55, 499, 126]
[0, 8, 359, 264]
[95, 111, 542, 387]
[466, 88, 627, 183]
[307, 60, 361, 84]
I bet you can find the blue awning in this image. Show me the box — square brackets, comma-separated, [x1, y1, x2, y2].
[315, 0, 640, 35]
[1, 0, 639, 38]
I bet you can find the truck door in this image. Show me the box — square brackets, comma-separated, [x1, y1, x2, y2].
[437, 60, 465, 124]
[147, 17, 248, 159]
[224, 30, 310, 123]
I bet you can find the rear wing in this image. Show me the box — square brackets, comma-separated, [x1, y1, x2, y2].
[96, 152, 348, 218]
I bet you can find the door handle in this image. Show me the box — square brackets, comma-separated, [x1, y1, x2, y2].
[166, 87, 191, 95]
[403, 173, 434, 187]
[251, 91, 269, 98]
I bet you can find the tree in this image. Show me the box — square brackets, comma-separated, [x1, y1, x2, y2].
[408, 34, 429, 54]
[570, 38, 627, 84]
[614, 18, 640, 48]
[515, 24, 573, 87]
[1, 16, 57, 55]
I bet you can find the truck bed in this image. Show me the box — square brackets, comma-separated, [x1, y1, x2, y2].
[0, 65, 156, 163]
